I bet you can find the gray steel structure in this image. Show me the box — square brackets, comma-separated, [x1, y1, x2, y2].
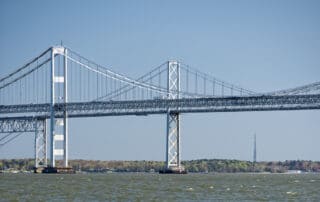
[0, 118, 46, 168]
[1, 94, 319, 169]
[166, 61, 181, 169]
[1, 94, 320, 117]
[1, 46, 319, 171]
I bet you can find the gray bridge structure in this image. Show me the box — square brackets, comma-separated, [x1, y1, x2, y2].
[1, 46, 320, 172]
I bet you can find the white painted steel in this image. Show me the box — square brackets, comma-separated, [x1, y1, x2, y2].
[49, 47, 69, 168]
[53, 76, 64, 83]
[54, 134, 64, 141]
[63, 48, 68, 167]
[54, 149, 64, 156]
[50, 47, 55, 167]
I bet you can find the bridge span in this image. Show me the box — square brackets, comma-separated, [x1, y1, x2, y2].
[1, 46, 319, 173]
[1, 94, 320, 117]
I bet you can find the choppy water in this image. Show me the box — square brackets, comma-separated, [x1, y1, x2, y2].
[1, 173, 320, 201]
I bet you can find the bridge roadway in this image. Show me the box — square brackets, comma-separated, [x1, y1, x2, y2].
[1, 94, 320, 119]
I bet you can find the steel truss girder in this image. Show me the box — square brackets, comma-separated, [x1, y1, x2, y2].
[0, 94, 319, 169]
[0, 118, 47, 168]
[1, 94, 319, 118]
[0, 118, 41, 133]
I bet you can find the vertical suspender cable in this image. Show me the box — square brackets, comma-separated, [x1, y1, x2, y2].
[96, 64, 99, 100]
[195, 71, 198, 95]
[150, 72, 152, 99]
[70, 59, 73, 102]
[204, 75, 206, 96]
[79, 58, 82, 102]
[105, 70, 108, 100]
[212, 80, 215, 96]
[36, 58, 38, 104]
[57, 55, 62, 102]
[19, 75, 21, 104]
[87, 60, 90, 101]
[23, 71, 25, 104]
[222, 82, 224, 97]
[231, 85, 233, 96]
[186, 68, 189, 95]
[45, 54, 48, 103]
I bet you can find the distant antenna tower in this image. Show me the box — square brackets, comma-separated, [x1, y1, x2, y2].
[253, 134, 257, 163]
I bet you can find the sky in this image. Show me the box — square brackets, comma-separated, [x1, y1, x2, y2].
[0, 0, 320, 161]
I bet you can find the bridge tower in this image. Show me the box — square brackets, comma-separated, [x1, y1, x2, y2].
[48, 46, 69, 171]
[162, 61, 185, 173]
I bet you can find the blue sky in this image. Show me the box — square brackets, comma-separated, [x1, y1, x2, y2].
[1, 0, 320, 161]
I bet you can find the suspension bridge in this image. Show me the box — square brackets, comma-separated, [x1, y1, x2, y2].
[1, 46, 320, 173]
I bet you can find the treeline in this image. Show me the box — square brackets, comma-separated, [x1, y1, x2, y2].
[183, 159, 320, 173]
[1, 159, 320, 173]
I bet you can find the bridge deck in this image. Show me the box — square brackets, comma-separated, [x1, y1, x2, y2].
[1, 94, 319, 120]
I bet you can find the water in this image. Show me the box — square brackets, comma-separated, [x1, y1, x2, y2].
[1, 173, 320, 201]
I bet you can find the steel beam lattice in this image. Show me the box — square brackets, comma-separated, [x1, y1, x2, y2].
[0, 118, 47, 168]
[0, 118, 39, 133]
[1, 94, 319, 118]
[34, 120, 47, 167]
[166, 61, 181, 169]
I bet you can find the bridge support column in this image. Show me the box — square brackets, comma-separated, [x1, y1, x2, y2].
[166, 112, 180, 168]
[34, 119, 47, 171]
[49, 46, 70, 171]
[162, 61, 185, 174]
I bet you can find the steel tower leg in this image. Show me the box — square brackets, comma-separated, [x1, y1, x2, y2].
[50, 48, 55, 167]
[35, 119, 47, 168]
[165, 61, 183, 172]
[166, 112, 180, 168]
[50, 46, 68, 168]
[63, 48, 68, 167]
